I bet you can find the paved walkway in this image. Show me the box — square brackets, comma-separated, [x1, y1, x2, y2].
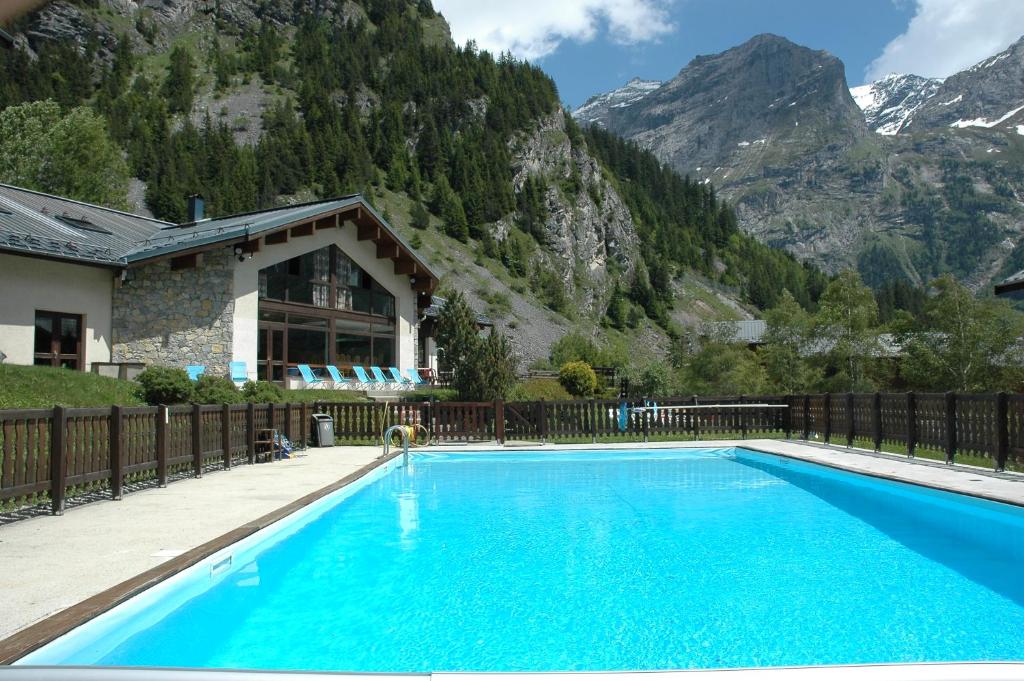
[3, 438, 1023, 644]
[0, 446, 381, 640]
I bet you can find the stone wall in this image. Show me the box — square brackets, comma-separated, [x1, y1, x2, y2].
[112, 248, 235, 371]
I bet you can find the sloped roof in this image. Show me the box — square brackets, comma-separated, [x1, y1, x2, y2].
[0, 185, 439, 293]
[706, 319, 767, 344]
[123, 195, 364, 262]
[996, 269, 1024, 296]
[0, 184, 169, 265]
[423, 296, 493, 327]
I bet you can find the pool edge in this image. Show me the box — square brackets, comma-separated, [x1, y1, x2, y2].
[0, 449, 403, 666]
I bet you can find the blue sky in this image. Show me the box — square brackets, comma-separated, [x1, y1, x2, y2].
[433, 0, 1024, 109]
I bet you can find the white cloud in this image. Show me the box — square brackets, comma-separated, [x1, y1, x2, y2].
[866, 0, 1024, 82]
[432, 0, 675, 61]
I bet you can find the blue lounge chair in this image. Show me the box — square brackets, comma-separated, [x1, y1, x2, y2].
[229, 361, 247, 385]
[352, 366, 379, 389]
[186, 365, 205, 381]
[388, 367, 411, 386]
[405, 368, 427, 385]
[297, 364, 326, 389]
[325, 365, 349, 387]
[370, 366, 394, 387]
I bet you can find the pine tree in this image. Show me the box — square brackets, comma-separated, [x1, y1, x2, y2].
[162, 46, 195, 114]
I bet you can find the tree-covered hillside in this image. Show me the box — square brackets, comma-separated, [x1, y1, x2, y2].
[0, 0, 829, 347]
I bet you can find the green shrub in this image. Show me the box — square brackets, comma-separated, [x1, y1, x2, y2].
[242, 380, 285, 403]
[509, 378, 571, 401]
[558, 361, 598, 397]
[401, 387, 458, 402]
[135, 366, 194, 405]
[192, 375, 241, 404]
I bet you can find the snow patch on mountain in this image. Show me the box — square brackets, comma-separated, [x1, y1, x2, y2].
[849, 73, 942, 135]
[573, 78, 662, 127]
[950, 103, 1024, 129]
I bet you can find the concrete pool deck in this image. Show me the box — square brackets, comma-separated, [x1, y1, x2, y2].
[2, 438, 1024, 662]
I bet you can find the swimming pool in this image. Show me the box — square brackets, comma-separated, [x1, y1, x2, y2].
[17, 447, 1024, 671]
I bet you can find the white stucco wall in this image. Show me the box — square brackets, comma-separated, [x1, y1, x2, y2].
[0, 253, 114, 369]
[232, 219, 421, 381]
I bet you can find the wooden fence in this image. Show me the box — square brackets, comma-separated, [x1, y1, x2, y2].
[2, 393, 1022, 517]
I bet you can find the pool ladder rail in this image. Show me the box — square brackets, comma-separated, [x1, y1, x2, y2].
[382, 424, 411, 464]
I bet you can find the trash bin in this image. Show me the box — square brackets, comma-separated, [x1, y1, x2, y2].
[311, 414, 334, 447]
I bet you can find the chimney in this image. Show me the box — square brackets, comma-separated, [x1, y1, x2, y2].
[187, 195, 205, 222]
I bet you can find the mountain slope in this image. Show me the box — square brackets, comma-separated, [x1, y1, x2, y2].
[0, 0, 827, 367]
[575, 33, 1024, 290]
[904, 37, 1024, 132]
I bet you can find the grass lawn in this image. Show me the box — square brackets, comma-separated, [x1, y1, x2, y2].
[0, 364, 376, 409]
[0, 364, 146, 409]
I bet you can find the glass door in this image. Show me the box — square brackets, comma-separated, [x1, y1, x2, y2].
[257, 326, 286, 383]
[34, 311, 83, 369]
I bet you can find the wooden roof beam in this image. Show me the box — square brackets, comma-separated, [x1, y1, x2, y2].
[290, 222, 314, 238]
[394, 259, 418, 275]
[377, 241, 400, 260]
[357, 223, 380, 241]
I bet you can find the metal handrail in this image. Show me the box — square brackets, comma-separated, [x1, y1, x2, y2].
[383, 424, 411, 464]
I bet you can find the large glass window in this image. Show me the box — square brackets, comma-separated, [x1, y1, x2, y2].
[259, 245, 395, 318]
[256, 245, 400, 382]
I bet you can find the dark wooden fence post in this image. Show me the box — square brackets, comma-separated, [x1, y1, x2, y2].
[284, 402, 293, 442]
[802, 395, 810, 440]
[432, 397, 440, 444]
[110, 405, 123, 500]
[872, 392, 882, 451]
[191, 403, 202, 477]
[846, 393, 855, 447]
[642, 397, 650, 443]
[590, 398, 597, 444]
[494, 399, 505, 445]
[50, 405, 67, 515]
[784, 396, 793, 439]
[246, 402, 256, 465]
[996, 392, 1009, 472]
[693, 395, 700, 441]
[156, 405, 168, 486]
[944, 392, 957, 464]
[301, 403, 309, 448]
[823, 393, 832, 444]
[739, 395, 747, 439]
[539, 399, 548, 444]
[222, 404, 232, 470]
[906, 392, 917, 459]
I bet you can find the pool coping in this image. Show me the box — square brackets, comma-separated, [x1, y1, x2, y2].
[3, 438, 1024, 669]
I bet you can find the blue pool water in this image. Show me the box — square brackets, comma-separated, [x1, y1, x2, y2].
[22, 448, 1024, 671]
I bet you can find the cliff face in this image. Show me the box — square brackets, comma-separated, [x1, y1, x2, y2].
[502, 111, 641, 307]
[576, 34, 1024, 290]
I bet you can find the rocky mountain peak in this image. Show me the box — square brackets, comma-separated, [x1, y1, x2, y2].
[597, 32, 865, 177]
[849, 73, 942, 135]
[572, 77, 662, 128]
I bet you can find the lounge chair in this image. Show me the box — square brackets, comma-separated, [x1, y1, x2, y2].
[388, 367, 412, 388]
[186, 365, 205, 381]
[297, 364, 327, 389]
[325, 365, 350, 388]
[352, 366, 380, 389]
[229, 361, 247, 385]
[405, 368, 427, 385]
[371, 366, 398, 388]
